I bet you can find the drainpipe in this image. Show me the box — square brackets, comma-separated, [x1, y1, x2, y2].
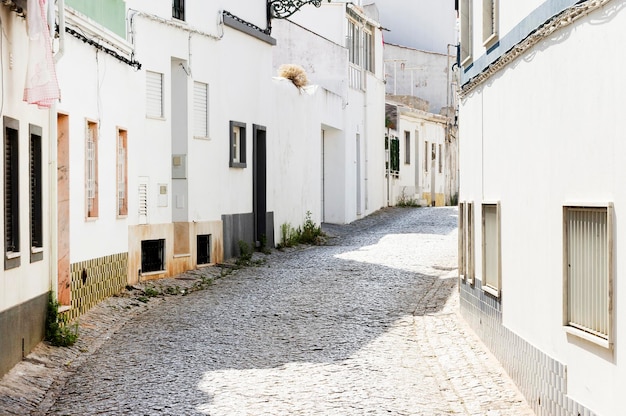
[49, 0, 65, 301]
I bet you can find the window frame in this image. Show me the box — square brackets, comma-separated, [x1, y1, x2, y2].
[229, 121, 246, 168]
[146, 70, 164, 119]
[4, 116, 20, 270]
[424, 141, 429, 172]
[562, 203, 613, 348]
[117, 128, 128, 217]
[482, 202, 501, 297]
[482, 0, 499, 48]
[193, 81, 209, 139]
[172, 0, 185, 21]
[404, 131, 410, 165]
[85, 120, 99, 219]
[29, 124, 43, 263]
[460, 0, 473, 66]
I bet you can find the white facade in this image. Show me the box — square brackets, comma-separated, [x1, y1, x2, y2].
[458, 0, 626, 415]
[385, 102, 448, 207]
[0, 2, 54, 377]
[273, 1, 386, 225]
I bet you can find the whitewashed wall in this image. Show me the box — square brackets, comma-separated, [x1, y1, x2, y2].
[459, 1, 626, 414]
[384, 44, 453, 115]
[0, 7, 51, 312]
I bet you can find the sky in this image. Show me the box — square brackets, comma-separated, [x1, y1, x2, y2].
[372, 0, 457, 55]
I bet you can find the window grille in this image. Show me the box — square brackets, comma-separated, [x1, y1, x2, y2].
[197, 234, 211, 265]
[193, 82, 208, 138]
[424, 141, 429, 172]
[141, 239, 165, 273]
[564, 205, 612, 344]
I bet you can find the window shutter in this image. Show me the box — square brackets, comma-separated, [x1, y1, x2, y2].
[193, 82, 208, 138]
[146, 71, 163, 118]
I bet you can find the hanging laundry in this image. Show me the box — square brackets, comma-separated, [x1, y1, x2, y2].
[23, 0, 60, 108]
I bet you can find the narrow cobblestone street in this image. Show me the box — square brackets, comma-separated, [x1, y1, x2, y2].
[4, 207, 534, 415]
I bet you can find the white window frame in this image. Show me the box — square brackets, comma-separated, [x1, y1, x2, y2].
[482, 202, 500, 297]
[482, 0, 499, 48]
[117, 128, 128, 217]
[193, 81, 209, 139]
[85, 120, 99, 219]
[563, 203, 613, 349]
[459, 202, 475, 284]
[460, 0, 473, 66]
[146, 70, 164, 119]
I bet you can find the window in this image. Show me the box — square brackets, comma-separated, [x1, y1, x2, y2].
[385, 135, 399, 175]
[117, 128, 128, 217]
[424, 141, 429, 172]
[482, 202, 500, 296]
[193, 82, 208, 138]
[229, 121, 246, 168]
[362, 25, 374, 72]
[172, 0, 184, 21]
[404, 131, 410, 164]
[347, 19, 360, 66]
[30, 125, 43, 263]
[146, 71, 164, 118]
[459, 202, 475, 283]
[482, 0, 498, 47]
[4, 117, 20, 269]
[197, 234, 211, 265]
[141, 239, 165, 273]
[85, 120, 99, 218]
[460, 0, 473, 66]
[138, 178, 148, 225]
[438, 144, 443, 173]
[348, 18, 375, 72]
[563, 205, 613, 347]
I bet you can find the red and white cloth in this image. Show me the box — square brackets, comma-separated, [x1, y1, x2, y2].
[23, 0, 60, 108]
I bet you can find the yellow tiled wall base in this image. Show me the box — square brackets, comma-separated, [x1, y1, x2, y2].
[68, 253, 128, 322]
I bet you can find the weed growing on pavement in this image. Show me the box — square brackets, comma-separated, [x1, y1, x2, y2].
[143, 286, 160, 297]
[396, 188, 420, 207]
[236, 240, 253, 266]
[45, 292, 79, 347]
[278, 211, 325, 248]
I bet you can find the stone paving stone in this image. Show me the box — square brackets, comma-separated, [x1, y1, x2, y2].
[0, 207, 535, 415]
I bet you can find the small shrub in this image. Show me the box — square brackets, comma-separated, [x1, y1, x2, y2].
[45, 292, 78, 347]
[236, 240, 253, 265]
[143, 286, 160, 297]
[278, 64, 308, 89]
[300, 211, 323, 244]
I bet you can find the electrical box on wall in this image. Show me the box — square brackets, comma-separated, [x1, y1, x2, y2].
[157, 183, 168, 207]
[172, 154, 187, 179]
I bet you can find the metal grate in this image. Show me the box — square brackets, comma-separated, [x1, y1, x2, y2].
[141, 239, 165, 273]
[30, 131, 42, 248]
[4, 124, 19, 253]
[565, 207, 610, 340]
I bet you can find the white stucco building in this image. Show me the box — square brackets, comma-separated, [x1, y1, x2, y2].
[458, 0, 626, 414]
[273, 0, 386, 224]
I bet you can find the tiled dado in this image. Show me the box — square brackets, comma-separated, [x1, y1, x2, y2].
[459, 278, 596, 416]
[67, 253, 128, 322]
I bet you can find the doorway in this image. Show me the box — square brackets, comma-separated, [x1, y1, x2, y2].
[253, 125, 267, 246]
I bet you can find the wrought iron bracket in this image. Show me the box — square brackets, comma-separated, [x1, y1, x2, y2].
[267, 0, 330, 33]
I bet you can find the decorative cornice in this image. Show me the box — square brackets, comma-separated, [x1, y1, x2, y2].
[460, 0, 612, 98]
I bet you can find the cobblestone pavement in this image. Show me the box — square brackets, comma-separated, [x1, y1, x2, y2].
[1, 207, 534, 415]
